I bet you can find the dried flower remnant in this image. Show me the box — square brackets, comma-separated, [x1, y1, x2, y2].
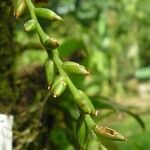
[94, 126, 126, 141]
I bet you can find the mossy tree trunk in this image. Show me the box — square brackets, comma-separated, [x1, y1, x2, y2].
[0, 0, 17, 113]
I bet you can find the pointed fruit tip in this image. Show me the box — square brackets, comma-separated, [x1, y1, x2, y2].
[55, 15, 63, 21]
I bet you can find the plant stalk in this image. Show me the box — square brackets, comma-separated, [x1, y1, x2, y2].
[25, 0, 95, 132]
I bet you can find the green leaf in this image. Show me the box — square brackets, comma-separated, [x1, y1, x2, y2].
[135, 67, 150, 79]
[13, 50, 47, 73]
[92, 97, 145, 131]
[58, 39, 85, 58]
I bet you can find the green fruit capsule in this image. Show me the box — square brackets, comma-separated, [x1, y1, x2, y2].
[62, 61, 90, 75]
[51, 75, 67, 98]
[76, 97, 91, 114]
[24, 19, 37, 32]
[75, 91, 93, 114]
[76, 91, 96, 115]
[94, 126, 126, 141]
[45, 59, 55, 86]
[76, 116, 88, 147]
[100, 144, 108, 150]
[86, 139, 100, 150]
[35, 8, 63, 21]
[78, 90, 96, 115]
[44, 38, 59, 51]
[14, 0, 26, 18]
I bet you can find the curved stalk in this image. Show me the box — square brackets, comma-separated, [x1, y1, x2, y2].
[25, 0, 96, 136]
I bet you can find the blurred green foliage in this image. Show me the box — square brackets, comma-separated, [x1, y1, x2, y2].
[0, 0, 150, 149]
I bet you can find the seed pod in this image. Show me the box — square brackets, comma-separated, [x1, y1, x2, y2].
[100, 144, 108, 150]
[86, 139, 100, 150]
[74, 90, 94, 114]
[94, 126, 126, 141]
[51, 75, 67, 98]
[79, 90, 96, 114]
[24, 19, 37, 32]
[75, 97, 91, 114]
[62, 61, 90, 75]
[44, 38, 59, 51]
[76, 116, 88, 147]
[35, 8, 63, 21]
[14, 0, 26, 18]
[45, 59, 55, 86]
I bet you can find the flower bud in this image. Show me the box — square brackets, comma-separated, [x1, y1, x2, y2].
[77, 99, 91, 114]
[51, 75, 67, 98]
[44, 38, 59, 51]
[94, 126, 126, 141]
[100, 144, 108, 150]
[86, 139, 100, 150]
[14, 0, 26, 18]
[62, 61, 90, 75]
[76, 116, 87, 147]
[35, 8, 63, 21]
[24, 19, 37, 32]
[78, 90, 96, 115]
[74, 90, 94, 114]
[45, 59, 55, 86]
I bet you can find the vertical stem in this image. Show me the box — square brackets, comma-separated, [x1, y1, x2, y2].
[52, 49, 80, 99]
[26, 0, 49, 43]
[25, 0, 96, 137]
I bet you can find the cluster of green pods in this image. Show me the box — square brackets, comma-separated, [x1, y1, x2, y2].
[17, 0, 127, 149]
[44, 60, 93, 102]
[45, 60, 96, 116]
[15, 0, 61, 51]
[45, 59, 66, 98]
[14, 0, 62, 21]
[76, 116, 126, 149]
